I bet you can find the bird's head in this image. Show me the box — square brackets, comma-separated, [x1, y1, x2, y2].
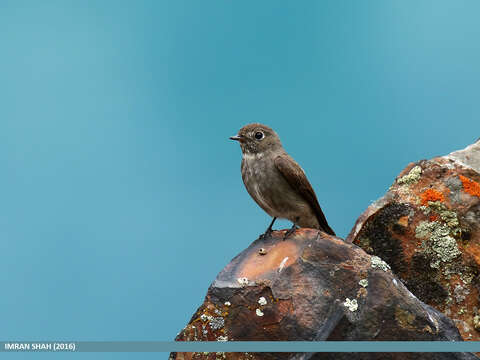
[230, 123, 283, 155]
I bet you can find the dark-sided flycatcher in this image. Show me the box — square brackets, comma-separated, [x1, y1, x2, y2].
[230, 123, 335, 238]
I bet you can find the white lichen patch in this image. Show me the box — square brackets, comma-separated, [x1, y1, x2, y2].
[415, 221, 461, 268]
[209, 317, 225, 330]
[258, 297, 267, 306]
[237, 277, 249, 286]
[343, 298, 358, 312]
[224, 301, 231, 307]
[397, 165, 422, 185]
[255, 308, 264, 317]
[217, 336, 228, 342]
[200, 314, 212, 322]
[370, 256, 391, 271]
[359, 279, 368, 288]
[454, 284, 470, 304]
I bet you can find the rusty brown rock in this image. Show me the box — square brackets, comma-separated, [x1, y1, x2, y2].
[172, 229, 473, 360]
[347, 139, 480, 342]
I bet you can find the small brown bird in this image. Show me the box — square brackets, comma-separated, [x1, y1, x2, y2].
[230, 123, 335, 238]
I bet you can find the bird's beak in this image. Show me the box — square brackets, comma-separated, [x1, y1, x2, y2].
[229, 135, 243, 142]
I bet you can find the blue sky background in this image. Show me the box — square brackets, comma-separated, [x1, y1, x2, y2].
[1, 1, 479, 358]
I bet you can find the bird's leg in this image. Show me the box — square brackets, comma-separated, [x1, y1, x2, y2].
[284, 217, 299, 240]
[260, 217, 277, 239]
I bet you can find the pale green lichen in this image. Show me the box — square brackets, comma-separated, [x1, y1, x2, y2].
[357, 237, 373, 253]
[461, 272, 474, 285]
[371, 256, 391, 271]
[473, 315, 480, 330]
[415, 221, 461, 268]
[359, 279, 368, 288]
[343, 298, 358, 312]
[427, 201, 460, 230]
[216, 352, 227, 360]
[397, 165, 422, 185]
[420, 205, 431, 215]
[421, 200, 463, 238]
[415, 221, 436, 238]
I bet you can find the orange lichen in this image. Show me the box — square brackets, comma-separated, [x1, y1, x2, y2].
[459, 175, 480, 198]
[420, 189, 445, 206]
[429, 215, 439, 222]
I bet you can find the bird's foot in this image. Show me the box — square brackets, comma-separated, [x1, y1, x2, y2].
[283, 226, 297, 240]
[259, 217, 277, 240]
[259, 228, 273, 240]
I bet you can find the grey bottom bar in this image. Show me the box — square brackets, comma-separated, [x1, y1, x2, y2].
[1, 341, 480, 353]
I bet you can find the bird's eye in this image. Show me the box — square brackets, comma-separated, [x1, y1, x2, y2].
[254, 131, 264, 140]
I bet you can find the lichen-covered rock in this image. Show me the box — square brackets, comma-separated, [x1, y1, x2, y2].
[347, 139, 480, 342]
[172, 229, 473, 360]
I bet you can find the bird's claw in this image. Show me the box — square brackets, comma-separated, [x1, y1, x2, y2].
[259, 228, 273, 240]
[259, 217, 277, 240]
[283, 227, 297, 240]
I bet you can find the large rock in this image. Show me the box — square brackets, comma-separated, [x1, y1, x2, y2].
[172, 229, 474, 360]
[347, 139, 480, 341]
